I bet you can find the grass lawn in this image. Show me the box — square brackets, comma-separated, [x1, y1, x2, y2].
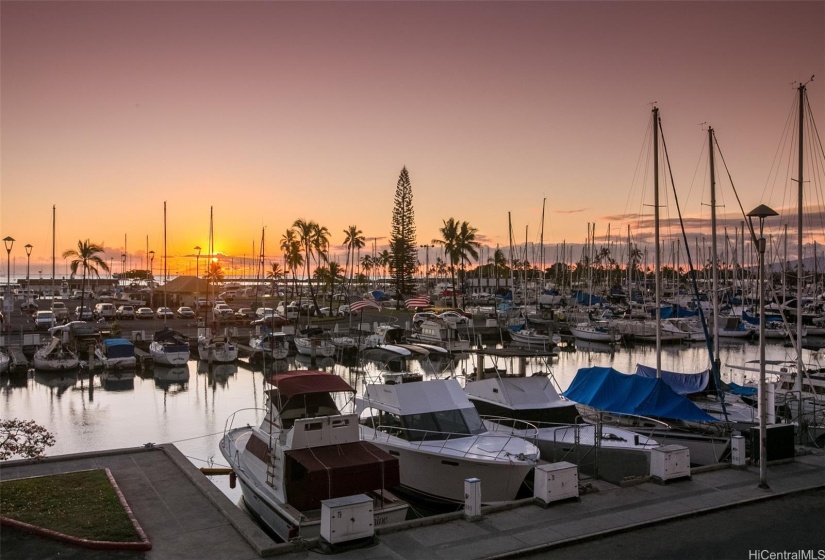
[1, 469, 142, 542]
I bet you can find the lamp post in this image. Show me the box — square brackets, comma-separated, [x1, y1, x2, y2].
[121, 253, 126, 288]
[3, 236, 14, 312]
[148, 250, 155, 307]
[747, 203, 778, 490]
[194, 246, 202, 279]
[24, 244, 33, 293]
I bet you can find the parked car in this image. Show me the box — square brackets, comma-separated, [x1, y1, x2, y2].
[337, 304, 351, 316]
[50, 301, 69, 321]
[218, 291, 235, 302]
[235, 307, 255, 319]
[75, 306, 94, 321]
[156, 306, 175, 319]
[276, 302, 300, 320]
[213, 303, 234, 319]
[135, 307, 154, 319]
[318, 306, 348, 317]
[413, 311, 438, 326]
[438, 310, 469, 324]
[93, 302, 116, 320]
[116, 305, 135, 320]
[20, 301, 39, 314]
[177, 306, 195, 319]
[250, 314, 287, 328]
[195, 298, 211, 309]
[34, 310, 56, 330]
[255, 307, 275, 318]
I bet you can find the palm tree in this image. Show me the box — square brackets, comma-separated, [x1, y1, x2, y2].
[434, 219, 480, 308]
[62, 240, 110, 319]
[378, 250, 392, 288]
[293, 219, 329, 323]
[205, 261, 224, 284]
[456, 221, 481, 305]
[266, 262, 284, 296]
[360, 255, 374, 288]
[343, 225, 365, 295]
[280, 229, 303, 303]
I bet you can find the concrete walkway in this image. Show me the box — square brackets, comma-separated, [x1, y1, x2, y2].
[2, 445, 824, 559]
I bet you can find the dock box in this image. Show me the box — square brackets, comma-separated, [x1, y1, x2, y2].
[534, 461, 579, 505]
[650, 445, 691, 482]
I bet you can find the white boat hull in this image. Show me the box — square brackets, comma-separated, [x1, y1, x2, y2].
[360, 427, 535, 505]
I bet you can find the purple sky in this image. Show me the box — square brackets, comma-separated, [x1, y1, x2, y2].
[2, 1, 824, 276]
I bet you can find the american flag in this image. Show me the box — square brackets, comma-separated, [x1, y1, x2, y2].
[349, 300, 382, 313]
[404, 296, 431, 309]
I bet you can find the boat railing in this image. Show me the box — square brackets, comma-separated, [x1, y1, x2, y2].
[478, 415, 540, 442]
[223, 407, 268, 437]
[577, 409, 671, 443]
[366, 423, 537, 461]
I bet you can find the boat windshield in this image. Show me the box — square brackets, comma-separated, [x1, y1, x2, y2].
[401, 407, 486, 441]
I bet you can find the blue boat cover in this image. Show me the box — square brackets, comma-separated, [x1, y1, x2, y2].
[102, 338, 135, 359]
[725, 382, 758, 396]
[634, 364, 709, 395]
[562, 366, 718, 423]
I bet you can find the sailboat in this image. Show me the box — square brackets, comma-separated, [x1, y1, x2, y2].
[197, 207, 238, 364]
[729, 80, 825, 437]
[150, 202, 191, 366]
[565, 107, 737, 465]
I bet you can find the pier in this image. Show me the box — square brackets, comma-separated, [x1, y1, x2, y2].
[1, 445, 823, 559]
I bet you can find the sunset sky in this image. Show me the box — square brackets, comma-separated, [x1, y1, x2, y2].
[2, 1, 824, 279]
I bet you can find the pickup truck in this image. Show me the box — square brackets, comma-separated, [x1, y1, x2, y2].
[50, 301, 69, 321]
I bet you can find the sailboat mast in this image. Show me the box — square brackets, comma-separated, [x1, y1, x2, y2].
[709, 127, 720, 369]
[163, 201, 168, 323]
[653, 107, 662, 373]
[51, 205, 55, 296]
[795, 83, 806, 398]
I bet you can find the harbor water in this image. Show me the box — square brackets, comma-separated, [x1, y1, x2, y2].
[0, 337, 807, 506]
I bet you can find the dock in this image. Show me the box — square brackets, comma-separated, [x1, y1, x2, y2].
[1, 445, 824, 559]
[7, 345, 29, 373]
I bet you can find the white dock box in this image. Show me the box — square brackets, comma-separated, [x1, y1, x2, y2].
[650, 445, 691, 481]
[320, 494, 374, 544]
[534, 461, 579, 504]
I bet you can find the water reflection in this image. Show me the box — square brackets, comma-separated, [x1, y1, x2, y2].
[34, 370, 78, 394]
[1, 337, 814, 503]
[100, 371, 135, 392]
[153, 365, 190, 393]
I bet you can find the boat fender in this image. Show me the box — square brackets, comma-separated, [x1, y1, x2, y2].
[229, 470, 236, 489]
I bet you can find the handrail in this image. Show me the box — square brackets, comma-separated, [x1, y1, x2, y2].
[365, 422, 538, 462]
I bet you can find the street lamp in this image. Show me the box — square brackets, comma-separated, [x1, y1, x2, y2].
[24, 244, 32, 293]
[121, 253, 126, 288]
[194, 246, 202, 279]
[3, 236, 14, 312]
[747, 203, 778, 490]
[148, 251, 155, 282]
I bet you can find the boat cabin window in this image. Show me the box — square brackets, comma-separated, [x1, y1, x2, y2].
[276, 393, 340, 428]
[400, 408, 486, 441]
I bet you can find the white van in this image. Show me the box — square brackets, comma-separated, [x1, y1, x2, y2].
[94, 302, 115, 320]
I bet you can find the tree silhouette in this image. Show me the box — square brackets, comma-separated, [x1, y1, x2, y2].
[62, 239, 110, 318]
[389, 167, 418, 303]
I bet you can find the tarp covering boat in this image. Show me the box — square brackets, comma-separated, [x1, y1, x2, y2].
[284, 441, 400, 511]
[562, 366, 718, 422]
[266, 370, 355, 398]
[102, 338, 135, 359]
[634, 364, 709, 395]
